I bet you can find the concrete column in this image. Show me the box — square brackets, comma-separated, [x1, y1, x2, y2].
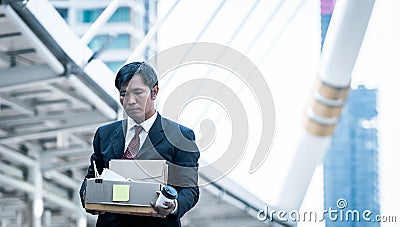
[29, 153, 43, 227]
[43, 210, 51, 227]
[277, 0, 376, 212]
[77, 215, 87, 227]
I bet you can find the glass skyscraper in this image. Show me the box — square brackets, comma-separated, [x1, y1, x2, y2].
[324, 85, 379, 226]
[50, 0, 158, 73]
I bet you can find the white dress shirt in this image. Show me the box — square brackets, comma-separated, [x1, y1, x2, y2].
[124, 112, 157, 151]
[124, 112, 178, 214]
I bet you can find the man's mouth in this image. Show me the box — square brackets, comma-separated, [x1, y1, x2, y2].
[128, 106, 143, 111]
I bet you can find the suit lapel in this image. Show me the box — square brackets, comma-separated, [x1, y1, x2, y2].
[136, 114, 164, 159]
[111, 120, 127, 159]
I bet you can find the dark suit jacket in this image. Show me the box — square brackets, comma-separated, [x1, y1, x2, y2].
[80, 113, 200, 227]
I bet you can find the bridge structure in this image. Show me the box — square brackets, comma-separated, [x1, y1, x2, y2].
[0, 1, 286, 226]
[0, 0, 378, 226]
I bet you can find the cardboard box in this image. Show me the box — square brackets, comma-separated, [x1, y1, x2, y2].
[85, 178, 160, 215]
[109, 160, 168, 184]
[85, 203, 155, 216]
[85, 160, 168, 215]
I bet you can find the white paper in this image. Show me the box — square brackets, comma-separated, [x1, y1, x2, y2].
[99, 168, 129, 182]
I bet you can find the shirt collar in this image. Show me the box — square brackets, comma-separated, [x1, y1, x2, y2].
[127, 111, 157, 133]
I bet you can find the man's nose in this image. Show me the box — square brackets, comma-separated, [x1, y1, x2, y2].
[125, 93, 137, 104]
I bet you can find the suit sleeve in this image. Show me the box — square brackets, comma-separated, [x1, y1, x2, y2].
[169, 128, 200, 219]
[79, 127, 105, 208]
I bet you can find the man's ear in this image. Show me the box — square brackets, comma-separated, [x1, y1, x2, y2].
[119, 95, 124, 106]
[151, 85, 159, 100]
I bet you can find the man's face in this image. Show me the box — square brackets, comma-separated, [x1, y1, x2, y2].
[119, 74, 158, 123]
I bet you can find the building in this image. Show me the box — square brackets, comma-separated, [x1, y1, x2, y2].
[0, 1, 279, 226]
[324, 85, 380, 226]
[50, 0, 158, 73]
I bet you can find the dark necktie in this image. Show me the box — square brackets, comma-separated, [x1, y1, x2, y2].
[122, 125, 144, 159]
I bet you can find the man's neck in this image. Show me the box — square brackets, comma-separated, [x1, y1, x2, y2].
[128, 111, 157, 132]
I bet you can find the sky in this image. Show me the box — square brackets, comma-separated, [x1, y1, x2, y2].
[157, 0, 319, 200]
[155, 0, 398, 226]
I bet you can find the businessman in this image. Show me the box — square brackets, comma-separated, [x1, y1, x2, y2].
[80, 62, 200, 227]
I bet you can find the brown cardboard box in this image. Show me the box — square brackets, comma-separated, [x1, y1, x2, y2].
[109, 160, 168, 184]
[85, 203, 155, 216]
[85, 178, 160, 215]
[85, 160, 168, 215]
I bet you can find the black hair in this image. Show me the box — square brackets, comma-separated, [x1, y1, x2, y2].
[114, 62, 158, 91]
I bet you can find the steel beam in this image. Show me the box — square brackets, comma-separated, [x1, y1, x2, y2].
[41, 159, 89, 172]
[44, 171, 80, 189]
[0, 110, 103, 126]
[69, 134, 89, 147]
[0, 173, 36, 193]
[0, 144, 36, 166]
[0, 31, 21, 38]
[41, 147, 91, 160]
[0, 122, 103, 144]
[5, 48, 35, 55]
[68, 75, 117, 120]
[0, 95, 34, 115]
[80, 0, 123, 45]
[0, 173, 92, 219]
[43, 180, 69, 198]
[0, 65, 58, 89]
[126, 0, 181, 62]
[4, 6, 64, 74]
[0, 161, 24, 178]
[48, 83, 91, 109]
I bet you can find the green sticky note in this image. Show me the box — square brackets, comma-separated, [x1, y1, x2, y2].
[113, 184, 130, 202]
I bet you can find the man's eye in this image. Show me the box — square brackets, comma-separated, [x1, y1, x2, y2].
[120, 92, 126, 96]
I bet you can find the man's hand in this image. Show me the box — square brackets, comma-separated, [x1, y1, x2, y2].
[150, 191, 176, 218]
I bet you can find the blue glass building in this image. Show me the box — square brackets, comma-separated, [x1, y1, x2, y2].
[51, 0, 158, 73]
[324, 85, 379, 226]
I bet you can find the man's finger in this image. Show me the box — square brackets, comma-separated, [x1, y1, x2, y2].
[163, 201, 175, 209]
[151, 201, 174, 217]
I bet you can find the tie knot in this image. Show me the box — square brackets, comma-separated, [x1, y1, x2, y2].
[134, 125, 144, 136]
